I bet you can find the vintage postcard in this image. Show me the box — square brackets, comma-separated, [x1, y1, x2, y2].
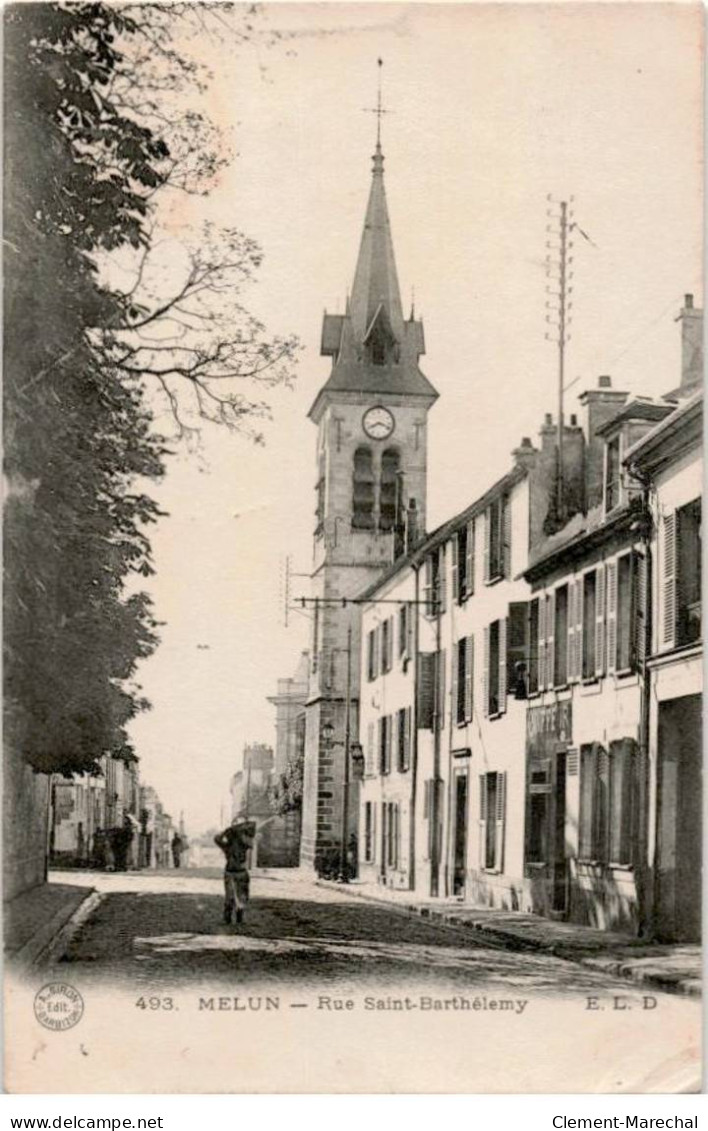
[4, 1, 703, 1094]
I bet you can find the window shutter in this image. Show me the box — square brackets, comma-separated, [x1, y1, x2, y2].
[424, 555, 433, 616]
[538, 594, 547, 690]
[439, 547, 447, 613]
[406, 602, 414, 657]
[437, 648, 446, 731]
[452, 534, 460, 603]
[575, 577, 584, 683]
[388, 617, 394, 670]
[596, 745, 610, 863]
[366, 722, 374, 775]
[498, 617, 507, 714]
[418, 653, 436, 729]
[495, 771, 506, 872]
[404, 707, 411, 771]
[502, 494, 512, 579]
[464, 634, 474, 722]
[451, 642, 459, 727]
[606, 560, 617, 675]
[466, 520, 475, 596]
[567, 581, 577, 683]
[483, 625, 490, 717]
[595, 566, 606, 678]
[373, 625, 380, 678]
[546, 593, 555, 690]
[633, 552, 647, 668]
[483, 507, 491, 582]
[478, 774, 487, 867]
[385, 715, 392, 774]
[662, 512, 677, 648]
[377, 718, 384, 774]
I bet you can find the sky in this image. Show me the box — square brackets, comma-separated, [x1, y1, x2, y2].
[126, 2, 703, 836]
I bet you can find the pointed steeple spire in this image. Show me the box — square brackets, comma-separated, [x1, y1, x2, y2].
[348, 139, 405, 343]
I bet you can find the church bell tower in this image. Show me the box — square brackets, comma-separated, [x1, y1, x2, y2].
[299, 130, 438, 868]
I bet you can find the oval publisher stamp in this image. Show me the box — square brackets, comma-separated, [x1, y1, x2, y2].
[34, 983, 84, 1032]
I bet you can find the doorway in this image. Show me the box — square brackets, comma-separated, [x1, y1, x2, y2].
[656, 695, 702, 942]
[452, 770, 468, 897]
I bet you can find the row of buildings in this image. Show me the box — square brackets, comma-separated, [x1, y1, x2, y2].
[49, 757, 181, 872]
[278, 131, 702, 942]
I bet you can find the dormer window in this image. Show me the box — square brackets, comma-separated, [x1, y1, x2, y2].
[605, 435, 621, 512]
[371, 339, 386, 366]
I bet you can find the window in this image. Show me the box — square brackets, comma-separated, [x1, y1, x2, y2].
[378, 715, 392, 775]
[396, 707, 411, 772]
[485, 620, 506, 717]
[453, 521, 475, 603]
[485, 495, 510, 583]
[398, 604, 409, 658]
[424, 547, 445, 616]
[616, 555, 633, 671]
[381, 618, 393, 674]
[664, 499, 702, 648]
[528, 599, 540, 694]
[352, 447, 375, 529]
[454, 636, 474, 725]
[379, 448, 401, 532]
[315, 453, 325, 536]
[507, 602, 529, 699]
[417, 652, 436, 729]
[479, 771, 506, 871]
[582, 571, 597, 679]
[526, 762, 552, 864]
[365, 723, 375, 775]
[364, 802, 375, 862]
[367, 629, 378, 681]
[579, 742, 635, 865]
[605, 435, 621, 512]
[554, 584, 569, 686]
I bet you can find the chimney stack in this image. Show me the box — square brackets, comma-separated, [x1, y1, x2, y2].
[678, 294, 703, 391]
[512, 436, 537, 471]
[578, 375, 629, 510]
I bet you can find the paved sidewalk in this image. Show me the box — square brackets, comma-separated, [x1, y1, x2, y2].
[4, 880, 96, 967]
[310, 874, 702, 998]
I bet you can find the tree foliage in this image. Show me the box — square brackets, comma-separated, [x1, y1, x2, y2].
[4, 3, 298, 774]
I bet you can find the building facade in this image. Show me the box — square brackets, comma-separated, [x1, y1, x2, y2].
[300, 136, 438, 868]
[627, 388, 702, 942]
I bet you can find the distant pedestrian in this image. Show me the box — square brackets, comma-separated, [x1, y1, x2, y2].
[171, 833, 183, 869]
[214, 818, 256, 926]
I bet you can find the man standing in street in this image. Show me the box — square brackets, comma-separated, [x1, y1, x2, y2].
[171, 832, 183, 869]
[214, 817, 256, 925]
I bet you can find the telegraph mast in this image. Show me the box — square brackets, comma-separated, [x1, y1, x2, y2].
[545, 197, 574, 521]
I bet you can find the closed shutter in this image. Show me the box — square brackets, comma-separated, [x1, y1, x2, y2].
[568, 581, 577, 682]
[498, 618, 507, 715]
[377, 718, 384, 774]
[478, 774, 487, 868]
[388, 617, 394, 670]
[606, 560, 617, 675]
[451, 641, 459, 727]
[546, 592, 555, 689]
[466, 520, 475, 596]
[437, 648, 446, 731]
[464, 634, 474, 721]
[418, 653, 436, 729]
[596, 745, 610, 863]
[538, 593, 547, 690]
[495, 771, 506, 872]
[374, 625, 381, 678]
[662, 512, 677, 647]
[595, 566, 606, 678]
[403, 707, 411, 771]
[575, 577, 584, 682]
[483, 506, 491, 582]
[483, 625, 490, 717]
[439, 548, 447, 614]
[366, 722, 374, 775]
[633, 551, 647, 668]
[502, 494, 512, 578]
[452, 534, 460, 603]
[385, 715, 392, 773]
[371, 803, 377, 864]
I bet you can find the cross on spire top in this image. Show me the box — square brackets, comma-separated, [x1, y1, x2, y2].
[363, 58, 390, 150]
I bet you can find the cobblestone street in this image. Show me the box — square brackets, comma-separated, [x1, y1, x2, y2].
[45, 869, 701, 1005]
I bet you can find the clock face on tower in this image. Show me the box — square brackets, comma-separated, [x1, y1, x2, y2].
[362, 405, 395, 440]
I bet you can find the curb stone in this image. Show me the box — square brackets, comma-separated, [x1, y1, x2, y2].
[315, 879, 701, 998]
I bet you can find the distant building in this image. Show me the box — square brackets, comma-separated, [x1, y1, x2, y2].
[230, 743, 274, 820]
[267, 652, 309, 779]
[264, 652, 309, 864]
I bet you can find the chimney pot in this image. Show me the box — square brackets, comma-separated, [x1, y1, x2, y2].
[598, 375, 612, 388]
[544, 413, 553, 426]
[685, 293, 694, 309]
[521, 436, 532, 448]
[570, 413, 578, 426]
